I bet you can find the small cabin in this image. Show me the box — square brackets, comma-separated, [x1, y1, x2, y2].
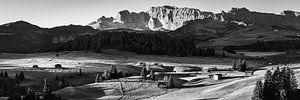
[209, 74, 222, 80]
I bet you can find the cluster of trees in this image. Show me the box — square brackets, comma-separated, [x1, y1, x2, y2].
[163, 75, 174, 88]
[54, 31, 216, 57]
[232, 59, 247, 72]
[95, 65, 133, 83]
[252, 67, 298, 100]
[1, 70, 61, 100]
[15, 71, 25, 83]
[225, 40, 300, 52]
[140, 66, 155, 80]
[0, 70, 8, 78]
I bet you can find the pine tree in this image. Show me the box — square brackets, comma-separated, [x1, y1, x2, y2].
[239, 60, 247, 72]
[236, 59, 241, 70]
[232, 59, 237, 70]
[168, 75, 174, 88]
[163, 75, 169, 82]
[252, 80, 264, 100]
[19, 71, 25, 81]
[4, 71, 8, 78]
[287, 68, 298, 90]
[15, 73, 19, 80]
[110, 65, 117, 78]
[149, 70, 155, 80]
[263, 70, 275, 100]
[0, 70, 3, 77]
[95, 74, 99, 83]
[55, 75, 59, 81]
[140, 67, 147, 78]
[79, 69, 82, 76]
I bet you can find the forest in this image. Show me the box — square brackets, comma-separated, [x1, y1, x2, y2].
[224, 39, 300, 52]
[54, 31, 215, 57]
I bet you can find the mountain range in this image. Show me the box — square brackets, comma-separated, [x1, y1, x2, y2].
[1, 5, 300, 53]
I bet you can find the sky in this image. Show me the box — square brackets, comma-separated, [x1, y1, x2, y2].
[0, 0, 299, 28]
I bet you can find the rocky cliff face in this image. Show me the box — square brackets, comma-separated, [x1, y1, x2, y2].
[89, 6, 300, 31]
[88, 5, 215, 31]
[217, 8, 300, 30]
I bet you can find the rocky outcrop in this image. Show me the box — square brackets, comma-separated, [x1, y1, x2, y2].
[216, 8, 300, 30]
[88, 5, 215, 31]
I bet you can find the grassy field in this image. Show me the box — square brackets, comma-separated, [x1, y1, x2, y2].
[2, 49, 295, 100]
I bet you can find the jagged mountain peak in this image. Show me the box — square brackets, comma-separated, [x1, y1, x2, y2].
[88, 5, 215, 31]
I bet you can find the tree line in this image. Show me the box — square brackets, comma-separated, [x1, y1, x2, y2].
[54, 31, 215, 57]
[224, 40, 300, 52]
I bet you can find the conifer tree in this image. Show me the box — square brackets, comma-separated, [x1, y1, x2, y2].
[163, 75, 169, 82]
[55, 75, 59, 81]
[252, 80, 264, 100]
[0, 70, 3, 77]
[79, 68, 82, 76]
[232, 59, 237, 70]
[140, 67, 147, 78]
[19, 71, 25, 81]
[4, 71, 8, 78]
[95, 74, 100, 83]
[149, 70, 155, 80]
[168, 75, 174, 88]
[287, 68, 298, 90]
[15, 73, 19, 80]
[263, 70, 274, 100]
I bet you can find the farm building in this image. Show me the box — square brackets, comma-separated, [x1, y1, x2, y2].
[173, 66, 202, 72]
[209, 74, 222, 80]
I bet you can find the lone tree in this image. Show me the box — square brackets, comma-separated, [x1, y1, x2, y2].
[232, 59, 237, 70]
[140, 67, 147, 78]
[19, 71, 25, 81]
[163, 75, 169, 82]
[167, 75, 174, 88]
[239, 60, 247, 72]
[149, 70, 155, 80]
[95, 74, 100, 83]
[0, 70, 3, 77]
[55, 75, 59, 81]
[252, 80, 264, 100]
[222, 51, 226, 58]
[32, 65, 39, 69]
[55, 64, 62, 69]
[15, 73, 19, 80]
[79, 69, 82, 76]
[110, 65, 118, 78]
[4, 71, 8, 78]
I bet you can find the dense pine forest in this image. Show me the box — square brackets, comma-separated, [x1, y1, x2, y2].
[224, 39, 300, 52]
[54, 31, 215, 57]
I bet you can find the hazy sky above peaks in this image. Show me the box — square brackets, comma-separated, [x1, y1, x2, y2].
[0, 0, 299, 27]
